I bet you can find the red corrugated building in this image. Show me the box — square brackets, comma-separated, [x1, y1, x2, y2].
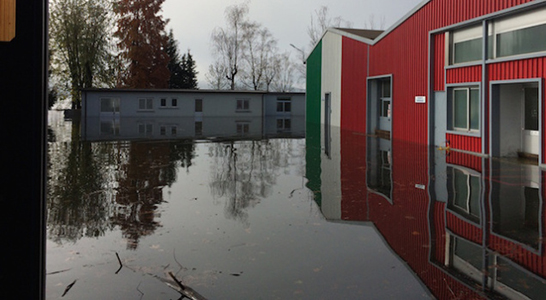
[305, 1, 546, 298]
[306, 0, 546, 165]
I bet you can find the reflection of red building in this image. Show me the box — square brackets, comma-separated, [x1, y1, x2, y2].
[319, 130, 546, 299]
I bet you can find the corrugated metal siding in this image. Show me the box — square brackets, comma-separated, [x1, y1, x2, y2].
[446, 65, 482, 84]
[446, 211, 482, 244]
[305, 41, 323, 206]
[367, 141, 484, 299]
[368, 0, 534, 145]
[489, 57, 546, 81]
[306, 41, 322, 125]
[340, 129, 367, 221]
[341, 37, 368, 133]
[433, 33, 445, 91]
[489, 234, 546, 277]
[446, 133, 481, 153]
[433, 201, 447, 264]
[445, 150, 483, 172]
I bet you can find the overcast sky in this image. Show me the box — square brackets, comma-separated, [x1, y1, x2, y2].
[161, 0, 423, 89]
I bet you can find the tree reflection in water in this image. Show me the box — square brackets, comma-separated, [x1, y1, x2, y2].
[208, 139, 298, 227]
[47, 116, 195, 249]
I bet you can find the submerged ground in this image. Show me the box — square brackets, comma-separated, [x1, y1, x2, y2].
[46, 110, 545, 299]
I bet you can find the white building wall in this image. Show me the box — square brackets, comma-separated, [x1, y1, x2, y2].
[321, 31, 342, 128]
[318, 31, 343, 220]
[83, 91, 266, 118]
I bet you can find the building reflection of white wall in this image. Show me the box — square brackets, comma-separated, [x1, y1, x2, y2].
[83, 116, 305, 141]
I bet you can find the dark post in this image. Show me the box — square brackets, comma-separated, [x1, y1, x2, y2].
[0, 0, 47, 299]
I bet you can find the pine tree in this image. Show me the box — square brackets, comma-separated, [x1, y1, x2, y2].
[181, 50, 198, 89]
[114, 0, 170, 88]
[166, 29, 184, 89]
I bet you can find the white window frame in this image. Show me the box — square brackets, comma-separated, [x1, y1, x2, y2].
[451, 87, 480, 132]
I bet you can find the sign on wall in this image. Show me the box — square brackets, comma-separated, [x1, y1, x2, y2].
[415, 96, 426, 104]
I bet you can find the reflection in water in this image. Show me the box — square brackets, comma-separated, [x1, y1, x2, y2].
[308, 127, 546, 300]
[47, 111, 546, 299]
[48, 115, 196, 248]
[208, 140, 299, 226]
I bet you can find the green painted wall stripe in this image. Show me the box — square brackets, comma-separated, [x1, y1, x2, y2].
[306, 41, 322, 125]
[305, 41, 322, 207]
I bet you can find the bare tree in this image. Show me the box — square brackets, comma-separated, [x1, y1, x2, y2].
[206, 60, 228, 90]
[365, 14, 387, 30]
[271, 52, 295, 92]
[307, 6, 353, 49]
[209, 3, 249, 90]
[242, 24, 278, 90]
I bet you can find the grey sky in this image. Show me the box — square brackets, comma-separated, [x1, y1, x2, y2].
[161, 0, 423, 89]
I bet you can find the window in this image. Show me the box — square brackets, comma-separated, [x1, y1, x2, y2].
[160, 98, 167, 107]
[139, 123, 153, 134]
[380, 79, 391, 118]
[236, 99, 249, 111]
[489, 7, 546, 59]
[452, 25, 483, 64]
[100, 98, 120, 113]
[451, 87, 479, 132]
[171, 126, 177, 135]
[160, 126, 166, 135]
[448, 167, 481, 223]
[171, 98, 177, 107]
[277, 118, 291, 131]
[276, 98, 291, 113]
[139, 98, 153, 110]
[236, 122, 249, 135]
[195, 99, 203, 112]
[195, 121, 202, 136]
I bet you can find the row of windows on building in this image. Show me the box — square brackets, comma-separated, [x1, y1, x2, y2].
[100, 98, 292, 113]
[450, 6, 546, 65]
[99, 119, 293, 137]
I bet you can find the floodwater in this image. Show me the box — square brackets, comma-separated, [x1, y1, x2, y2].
[46, 110, 546, 299]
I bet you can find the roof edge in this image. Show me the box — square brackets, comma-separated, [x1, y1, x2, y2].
[305, 0, 430, 61]
[81, 88, 305, 95]
[371, 0, 431, 45]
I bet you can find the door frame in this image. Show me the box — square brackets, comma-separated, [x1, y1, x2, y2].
[489, 78, 543, 164]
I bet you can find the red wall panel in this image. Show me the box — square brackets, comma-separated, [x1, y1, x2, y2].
[341, 37, 368, 133]
[445, 150, 483, 172]
[340, 129, 368, 221]
[367, 0, 534, 145]
[446, 133, 481, 153]
[488, 57, 546, 81]
[446, 211, 482, 244]
[433, 33, 445, 91]
[446, 65, 482, 84]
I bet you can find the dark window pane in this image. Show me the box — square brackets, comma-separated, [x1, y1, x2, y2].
[172, 98, 177, 107]
[497, 23, 546, 57]
[454, 37, 482, 63]
[454, 90, 468, 129]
